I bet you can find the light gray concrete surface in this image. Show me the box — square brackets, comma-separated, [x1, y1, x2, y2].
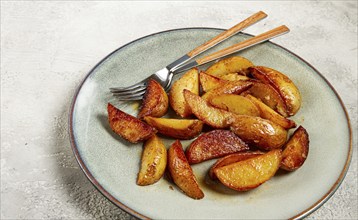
[1, 1, 357, 219]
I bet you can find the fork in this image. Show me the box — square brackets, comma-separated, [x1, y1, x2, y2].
[111, 13, 290, 101]
[109, 11, 267, 100]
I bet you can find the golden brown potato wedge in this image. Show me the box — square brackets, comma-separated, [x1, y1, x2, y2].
[209, 94, 260, 117]
[214, 149, 282, 191]
[281, 126, 309, 171]
[201, 80, 252, 102]
[241, 80, 288, 117]
[185, 130, 249, 164]
[169, 68, 199, 118]
[218, 73, 250, 81]
[249, 66, 301, 116]
[138, 79, 168, 119]
[167, 140, 204, 199]
[143, 116, 203, 140]
[228, 115, 288, 150]
[137, 135, 167, 186]
[205, 56, 254, 77]
[245, 94, 296, 129]
[199, 71, 227, 92]
[183, 89, 235, 128]
[209, 151, 265, 180]
[199, 71, 250, 93]
[107, 103, 156, 143]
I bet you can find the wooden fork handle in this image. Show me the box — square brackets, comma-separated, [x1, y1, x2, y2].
[195, 25, 290, 65]
[186, 11, 267, 58]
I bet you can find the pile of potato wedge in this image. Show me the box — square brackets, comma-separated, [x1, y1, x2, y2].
[107, 56, 309, 200]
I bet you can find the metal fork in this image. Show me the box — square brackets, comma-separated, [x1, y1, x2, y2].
[109, 11, 267, 100]
[111, 13, 289, 101]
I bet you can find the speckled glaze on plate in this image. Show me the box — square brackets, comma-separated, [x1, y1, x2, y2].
[69, 28, 352, 219]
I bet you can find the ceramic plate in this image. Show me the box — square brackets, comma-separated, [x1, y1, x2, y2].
[69, 28, 352, 219]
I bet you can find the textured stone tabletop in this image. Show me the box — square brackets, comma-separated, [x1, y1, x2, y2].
[1, 1, 357, 219]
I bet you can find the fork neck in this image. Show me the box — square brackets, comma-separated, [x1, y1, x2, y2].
[166, 54, 191, 72]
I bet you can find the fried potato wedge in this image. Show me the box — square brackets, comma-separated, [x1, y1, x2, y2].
[143, 116, 203, 140]
[219, 73, 249, 81]
[201, 80, 252, 102]
[249, 66, 301, 116]
[214, 149, 282, 191]
[185, 130, 249, 164]
[205, 56, 254, 77]
[199, 71, 250, 93]
[210, 94, 260, 117]
[228, 115, 288, 150]
[138, 79, 168, 119]
[281, 126, 309, 171]
[199, 71, 227, 92]
[137, 135, 167, 186]
[169, 68, 199, 118]
[241, 80, 288, 117]
[183, 89, 235, 128]
[168, 140, 204, 199]
[209, 151, 265, 180]
[107, 103, 156, 143]
[245, 94, 296, 129]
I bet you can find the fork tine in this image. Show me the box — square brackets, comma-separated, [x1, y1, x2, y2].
[110, 85, 146, 95]
[115, 96, 143, 101]
[113, 91, 146, 101]
[110, 81, 146, 92]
